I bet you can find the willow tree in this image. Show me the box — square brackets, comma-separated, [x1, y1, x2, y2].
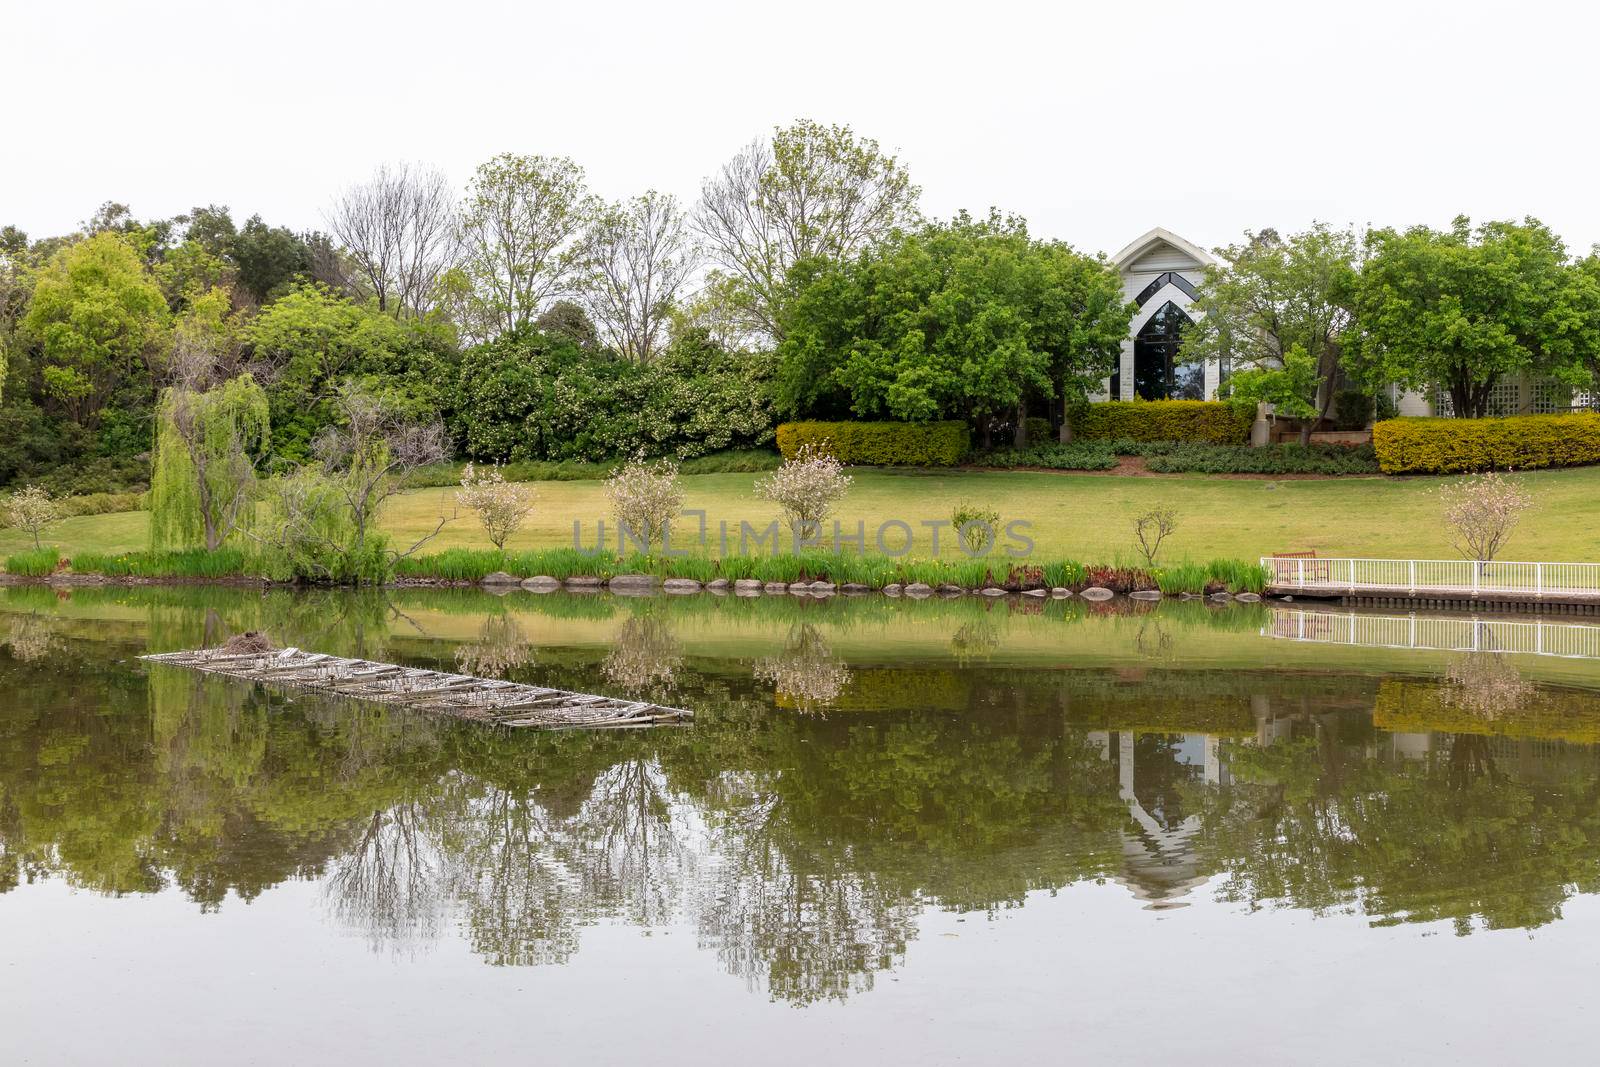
[149, 374, 270, 551]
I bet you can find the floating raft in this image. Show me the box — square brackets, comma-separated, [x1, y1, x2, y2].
[141, 646, 692, 730]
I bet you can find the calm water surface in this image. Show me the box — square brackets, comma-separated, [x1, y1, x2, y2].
[3, 586, 1600, 1064]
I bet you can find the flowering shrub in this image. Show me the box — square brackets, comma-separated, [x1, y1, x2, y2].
[1438, 471, 1534, 561]
[755, 442, 853, 539]
[3, 485, 64, 549]
[603, 454, 683, 550]
[457, 463, 536, 550]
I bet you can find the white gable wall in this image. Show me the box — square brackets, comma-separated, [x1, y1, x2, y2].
[1094, 228, 1217, 402]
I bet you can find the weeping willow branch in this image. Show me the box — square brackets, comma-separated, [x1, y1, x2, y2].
[149, 374, 270, 552]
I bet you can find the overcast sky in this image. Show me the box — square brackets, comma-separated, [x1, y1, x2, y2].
[7, 0, 1595, 259]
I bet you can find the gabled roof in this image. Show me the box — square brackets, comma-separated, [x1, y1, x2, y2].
[1111, 227, 1217, 271]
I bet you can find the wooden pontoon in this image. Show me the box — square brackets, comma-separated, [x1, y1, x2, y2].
[141, 646, 692, 729]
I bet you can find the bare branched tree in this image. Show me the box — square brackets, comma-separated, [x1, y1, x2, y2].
[457, 153, 591, 337]
[311, 387, 453, 561]
[253, 387, 454, 578]
[328, 162, 458, 317]
[1133, 507, 1179, 567]
[694, 120, 920, 342]
[577, 191, 698, 362]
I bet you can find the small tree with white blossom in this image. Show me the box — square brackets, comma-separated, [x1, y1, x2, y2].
[604, 454, 683, 551]
[4, 485, 64, 550]
[1439, 472, 1534, 561]
[457, 463, 536, 550]
[756, 442, 853, 543]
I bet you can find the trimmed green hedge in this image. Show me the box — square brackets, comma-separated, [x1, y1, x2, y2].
[1076, 401, 1250, 444]
[1372, 413, 1600, 474]
[776, 421, 970, 466]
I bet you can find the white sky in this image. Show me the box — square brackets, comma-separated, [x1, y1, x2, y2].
[6, 0, 1596, 260]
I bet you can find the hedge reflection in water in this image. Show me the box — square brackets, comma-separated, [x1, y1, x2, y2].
[3, 586, 1600, 1002]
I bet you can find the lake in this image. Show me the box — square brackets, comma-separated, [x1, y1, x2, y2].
[3, 585, 1599, 1064]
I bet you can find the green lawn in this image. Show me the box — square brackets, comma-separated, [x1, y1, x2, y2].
[6, 466, 1600, 563]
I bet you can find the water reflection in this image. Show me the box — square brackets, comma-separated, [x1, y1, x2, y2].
[454, 611, 536, 679]
[754, 623, 851, 713]
[3, 587, 1600, 1002]
[602, 612, 683, 695]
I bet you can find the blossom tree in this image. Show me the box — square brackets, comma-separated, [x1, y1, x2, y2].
[1439, 472, 1534, 561]
[603, 455, 683, 552]
[457, 463, 536, 550]
[755, 442, 852, 542]
[4, 485, 64, 550]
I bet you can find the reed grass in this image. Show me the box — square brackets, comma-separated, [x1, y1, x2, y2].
[69, 549, 253, 578]
[4, 547, 62, 577]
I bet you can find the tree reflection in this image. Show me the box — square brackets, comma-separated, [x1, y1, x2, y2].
[326, 801, 443, 952]
[454, 611, 536, 679]
[602, 612, 682, 695]
[1440, 651, 1534, 722]
[4, 613, 59, 664]
[8, 602, 1600, 1000]
[753, 624, 852, 714]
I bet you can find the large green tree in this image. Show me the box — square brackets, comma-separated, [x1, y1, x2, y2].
[777, 212, 1130, 445]
[231, 214, 313, 304]
[1185, 223, 1358, 442]
[244, 284, 456, 460]
[21, 232, 170, 428]
[695, 120, 921, 343]
[1345, 216, 1600, 417]
[456, 154, 591, 340]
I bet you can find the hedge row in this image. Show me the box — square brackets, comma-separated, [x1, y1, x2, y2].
[973, 439, 1380, 474]
[1075, 401, 1250, 444]
[776, 421, 970, 466]
[1371, 413, 1600, 474]
[1141, 442, 1380, 475]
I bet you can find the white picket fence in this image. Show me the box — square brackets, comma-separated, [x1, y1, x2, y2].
[1261, 557, 1600, 598]
[1266, 609, 1600, 660]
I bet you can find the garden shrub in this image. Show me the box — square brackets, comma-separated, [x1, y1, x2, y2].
[972, 441, 1118, 471]
[1075, 400, 1250, 444]
[455, 329, 777, 463]
[1372, 413, 1600, 474]
[975, 439, 1377, 474]
[1333, 390, 1375, 430]
[775, 421, 970, 466]
[1023, 416, 1052, 443]
[1140, 442, 1379, 475]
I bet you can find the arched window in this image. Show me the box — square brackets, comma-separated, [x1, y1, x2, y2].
[1133, 302, 1203, 400]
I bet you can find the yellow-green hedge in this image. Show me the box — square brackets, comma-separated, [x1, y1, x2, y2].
[1075, 400, 1250, 444]
[1371, 413, 1600, 474]
[776, 421, 970, 466]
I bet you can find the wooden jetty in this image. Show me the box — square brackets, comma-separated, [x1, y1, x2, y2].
[141, 646, 692, 730]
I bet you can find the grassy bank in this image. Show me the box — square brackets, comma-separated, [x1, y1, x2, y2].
[4, 465, 1599, 562]
[4, 544, 1269, 595]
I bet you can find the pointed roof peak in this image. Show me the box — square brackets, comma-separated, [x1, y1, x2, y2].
[1111, 227, 1216, 270]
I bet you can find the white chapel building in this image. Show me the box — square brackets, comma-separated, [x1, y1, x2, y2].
[1099, 227, 1220, 403]
[1099, 226, 1587, 417]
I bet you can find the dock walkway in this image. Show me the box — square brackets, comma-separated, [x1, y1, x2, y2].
[1262, 557, 1600, 611]
[142, 646, 692, 729]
